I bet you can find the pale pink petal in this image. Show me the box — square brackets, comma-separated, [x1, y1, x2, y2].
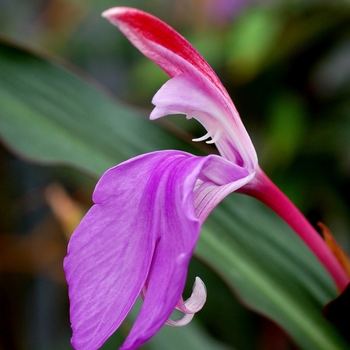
[150, 73, 257, 170]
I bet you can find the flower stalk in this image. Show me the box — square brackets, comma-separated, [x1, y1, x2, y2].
[240, 167, 349, 291]
[64, 7, 350, 350]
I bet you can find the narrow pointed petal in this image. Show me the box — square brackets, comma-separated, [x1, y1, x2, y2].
[102, 7, 257, 169]
[102, 7, 229, 97]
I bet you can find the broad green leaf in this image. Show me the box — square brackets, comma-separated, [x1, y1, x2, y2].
[199, 194, 347, 350]
[0, 39, 348, 349]
[0, 37, 202, 177]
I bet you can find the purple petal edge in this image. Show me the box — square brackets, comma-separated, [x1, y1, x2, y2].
[64, 150, 251, 349]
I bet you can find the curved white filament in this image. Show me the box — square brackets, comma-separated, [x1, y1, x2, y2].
[192, 129, 222, 145]
[206, 129, 222, 144]
[192, 131, 212, 143]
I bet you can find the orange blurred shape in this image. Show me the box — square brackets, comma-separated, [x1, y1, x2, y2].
[318, 222, 350, 280]
[45, 183, 85, 240]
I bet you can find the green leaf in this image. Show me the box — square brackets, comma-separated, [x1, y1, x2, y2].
[199, 195, 348, 350]
[0, 36, 201, 177]
[0, 38, 348, 349]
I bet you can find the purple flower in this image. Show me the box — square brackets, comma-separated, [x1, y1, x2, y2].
[64, 7, 349, 350]
[203, 0, 252, 24]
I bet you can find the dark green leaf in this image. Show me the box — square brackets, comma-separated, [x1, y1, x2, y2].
[0, 38, 348, 349]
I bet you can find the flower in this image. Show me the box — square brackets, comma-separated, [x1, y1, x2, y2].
[203, 0, 252, 24]
[65, 7, 257, 350]
[64, 6, 349, 350]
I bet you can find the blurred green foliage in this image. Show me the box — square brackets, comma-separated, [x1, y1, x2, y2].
[1, 0, 350, 349]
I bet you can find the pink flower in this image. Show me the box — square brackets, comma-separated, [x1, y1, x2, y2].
[64, 7, 349, 350]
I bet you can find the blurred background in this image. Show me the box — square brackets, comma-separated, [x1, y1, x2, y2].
[1, 0, 350, 349]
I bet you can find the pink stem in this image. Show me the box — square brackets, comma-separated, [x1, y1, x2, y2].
[239, 166, 349, 291]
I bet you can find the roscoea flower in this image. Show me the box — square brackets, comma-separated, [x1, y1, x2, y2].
[64, 7, 349, 350]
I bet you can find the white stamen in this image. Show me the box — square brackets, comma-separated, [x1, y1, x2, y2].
[192, 131, 212, 143]
[192, 129, 222, 145]
[206, 129, 222, 144]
